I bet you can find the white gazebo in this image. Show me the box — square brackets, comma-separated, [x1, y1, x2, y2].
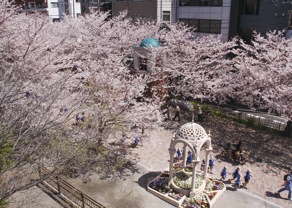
[168, 122, 213, 197]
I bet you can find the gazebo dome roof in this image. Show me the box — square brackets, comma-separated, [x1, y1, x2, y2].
[174, 123, 209, 144]
[139, 38, 160, 48]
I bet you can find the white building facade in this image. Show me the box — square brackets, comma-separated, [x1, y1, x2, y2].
[113, 0, 232, 41]
[173, 0, 232, 41]
[17, 0, 81, 21]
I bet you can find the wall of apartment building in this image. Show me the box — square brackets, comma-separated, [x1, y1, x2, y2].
[112, 0, 157, 20]
[15, 0, 81, 20]
[236, 0, 292, 42]
[157, 0, 173, 22]
[174, 0, 232, 42]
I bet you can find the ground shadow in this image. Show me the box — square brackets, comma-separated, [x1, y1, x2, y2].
[226, 186, 236, 191]
[265, 191, 282, 199]
[196, 116, 291, 170]
[137, 171, 162, 189]
[214, 154, 243, 167]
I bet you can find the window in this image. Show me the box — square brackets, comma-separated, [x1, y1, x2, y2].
[199, 20, 210, 33]
[179, 0, 222, 6]
[243, 0, 260, 15]
[139, 57, 148, 71]
[51, 2, 58, 8]
[179, 19, 221, 34]
[210, 20, 221, 33]
[163, 11, 170, 22]
[200, 0, 210, 6]
[189, 19, 199, 29]
[28, 2, 36, 8]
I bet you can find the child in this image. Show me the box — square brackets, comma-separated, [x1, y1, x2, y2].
[208, 156, 215, 174]
[220, 166, 227, 181]
[200, 159, 205, 171]
[187, 151, 193, 164]
[234, 173, 241, 190]
[231, 167, 240, 181]
[176, 148, 182, 160]
[243, 169, 251, 188]
[134, 136, 139, 147]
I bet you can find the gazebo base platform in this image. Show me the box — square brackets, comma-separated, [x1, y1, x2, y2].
[147, 171, 226, 208]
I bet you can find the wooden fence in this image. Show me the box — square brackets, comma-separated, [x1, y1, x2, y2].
[39, 167, 105, 208]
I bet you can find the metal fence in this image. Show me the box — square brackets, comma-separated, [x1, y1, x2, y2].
[229, 111, 287, 131]
[39, 167, 105, 208]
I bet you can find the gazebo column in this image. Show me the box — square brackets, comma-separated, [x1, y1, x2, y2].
[168, 147, 176, 183]
[191, 160, 200, 191]
[182, 144, 187, 168]
[204, 149, 213, 178]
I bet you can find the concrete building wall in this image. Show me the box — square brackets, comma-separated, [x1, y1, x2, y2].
[240, 0, 291, 32]
[229, 0, 292, 42]
[112, 0, 158, 20]
[157, 0, 172, 22]
[176, 0, 232, 41]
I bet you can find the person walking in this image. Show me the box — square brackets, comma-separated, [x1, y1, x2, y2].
[187, 151, 193, 164]
[197, 105, 203, 122]
[173, 105, 181, 121]
[234, 173, 241, 190]
[277, 170, 292, 200]
[243, 169, 252, 188]
[134, 136, 139, 147]
[80, 112, 85, 122]
[176, 148, 182, 160]
[200, 159, 205, 171]
[208, 156, 215, 174]
[163, 105, 170, 120]
[231, 167, 240, 181]
[220, 166, 228, 181]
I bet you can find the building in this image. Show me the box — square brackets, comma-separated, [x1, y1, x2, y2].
[112, 0, 292, 42]
[176, 0, 231, 41]
[112, 0, 173, 22]
[15, 0, 81, 20]
[230, 0, 292, 42]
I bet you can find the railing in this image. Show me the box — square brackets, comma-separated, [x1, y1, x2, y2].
[39, 167, 105, 208]
[229, 111, 287, 131]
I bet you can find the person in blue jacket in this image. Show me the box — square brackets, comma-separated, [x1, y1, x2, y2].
[187, 151, 193, 164]
[220, 166, 227, 181]
[134, 136, 139, 147]
[176, 148, 182, 160]
[234, 173, 241, 190]
[243, 169, 252, 188]
[208, 156, 215, 174]
[231, 167, 240, 181]
[277, 170, 292, 201]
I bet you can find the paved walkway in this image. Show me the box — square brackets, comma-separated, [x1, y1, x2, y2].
[7, 128, 291, 208]
[7, 186, 62, 208]
[130, 129, 291, 208]
[67, 128, 290, 208]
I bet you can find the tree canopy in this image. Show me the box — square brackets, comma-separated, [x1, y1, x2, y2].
[0, 0, 291, 202]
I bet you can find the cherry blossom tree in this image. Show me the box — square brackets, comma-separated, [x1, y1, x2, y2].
[0, 1, 163, 202]
[226, 31, 292, 114]
[1, 0, 291, 204]
[0, 2, 89, 201]
[152, 26, 291, 115]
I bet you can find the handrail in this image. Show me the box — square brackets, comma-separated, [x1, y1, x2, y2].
[229, 111, 287, 131]
[39, 167, 105, 208]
